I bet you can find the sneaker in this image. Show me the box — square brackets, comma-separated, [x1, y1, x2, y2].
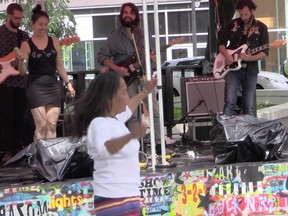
[220, 115, 234, 120]
[165, 136, 176, 145]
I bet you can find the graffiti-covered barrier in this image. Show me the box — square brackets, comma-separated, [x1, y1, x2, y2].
[2, 161, 288, 215]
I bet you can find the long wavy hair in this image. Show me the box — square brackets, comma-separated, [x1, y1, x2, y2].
[70, 71, 122, 141]
[119, 2, 140, 27]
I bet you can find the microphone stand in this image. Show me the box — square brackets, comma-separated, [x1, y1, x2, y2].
[170, 100, 205, 143]
[172, 100, 204, 128]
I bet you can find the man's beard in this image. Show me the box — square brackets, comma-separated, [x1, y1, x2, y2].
[242, 15, 254, 25]
[120, 17, 137, 28]
[10, 20, 20, 29]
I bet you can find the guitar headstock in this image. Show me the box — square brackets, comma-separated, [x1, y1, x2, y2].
[60, 35, 81, 46]
[271, 39, 287, 48]
[168, 37, 186, 46]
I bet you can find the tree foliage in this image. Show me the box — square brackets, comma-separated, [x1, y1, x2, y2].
[0, 0, 77, 39]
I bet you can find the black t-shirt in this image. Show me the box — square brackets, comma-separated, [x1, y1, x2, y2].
[0, 24, 29, 87]
[27, 36, 57, 78]
[218, 17, 269, 74]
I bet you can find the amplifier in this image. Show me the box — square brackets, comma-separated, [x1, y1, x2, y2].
[188, 116, 213, 142]
[181, 76, 225, 116]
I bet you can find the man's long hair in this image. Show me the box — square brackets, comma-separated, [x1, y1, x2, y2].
[236, 0, 257, 11]
[119, 2, 140, 27]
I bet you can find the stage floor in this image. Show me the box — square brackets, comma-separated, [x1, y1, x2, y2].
[2, 137, 288, 186]
[0, 140, 215, 188]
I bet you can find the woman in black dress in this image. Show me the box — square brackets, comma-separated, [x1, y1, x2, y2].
[16, 4, 75, 140]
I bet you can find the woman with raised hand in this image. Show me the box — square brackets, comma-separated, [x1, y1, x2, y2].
[71, 71, 157, 215]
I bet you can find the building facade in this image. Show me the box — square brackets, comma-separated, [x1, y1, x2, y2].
[66, 0, 288, 74]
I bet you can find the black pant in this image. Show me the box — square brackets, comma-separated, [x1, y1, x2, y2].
[0, 85, 31, 154]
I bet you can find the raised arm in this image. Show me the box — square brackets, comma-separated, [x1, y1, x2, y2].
[16, 41, 30, 76]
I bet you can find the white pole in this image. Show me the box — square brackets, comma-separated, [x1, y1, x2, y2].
[142, 0, 157, 171]
[153, 0, 168, 164]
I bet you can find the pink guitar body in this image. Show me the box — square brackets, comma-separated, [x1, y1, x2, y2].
[213, 44, 248, 79]
[0, 51, 19, 84]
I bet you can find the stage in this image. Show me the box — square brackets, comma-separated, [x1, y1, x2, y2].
[1, 141, 288, 216]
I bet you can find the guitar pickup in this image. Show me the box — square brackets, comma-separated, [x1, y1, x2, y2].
[129, 64, 136, 72]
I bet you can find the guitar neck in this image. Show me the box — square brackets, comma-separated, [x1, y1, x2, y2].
[154, 37, 185, 53]
[160, 44, 172, 52]
[246, 43, 270, 55]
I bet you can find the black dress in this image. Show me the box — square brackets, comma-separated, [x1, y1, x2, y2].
[26, 37, 61, 109]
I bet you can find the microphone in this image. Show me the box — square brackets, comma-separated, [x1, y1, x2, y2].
[14, 47, 27, 64]
[14, 47, 20, 52]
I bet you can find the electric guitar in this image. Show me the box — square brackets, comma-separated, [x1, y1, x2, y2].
[115, 37, 186, 85]
[213, 39, 287, 79]
[0, 36, 80, 84]
[0, 51, 19, 84]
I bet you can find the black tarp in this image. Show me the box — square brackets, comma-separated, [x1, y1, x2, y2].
[5, 137, 93, 182]
[210, 114, 288, 165]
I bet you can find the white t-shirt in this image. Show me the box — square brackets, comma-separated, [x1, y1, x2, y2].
[87, 106, 140, 198]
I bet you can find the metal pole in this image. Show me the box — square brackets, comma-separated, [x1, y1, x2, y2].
[153, 0, 169, 165]
[142, 0, 157, 171]
[191, 0, 197, 56]
[208, 0, 217, 61]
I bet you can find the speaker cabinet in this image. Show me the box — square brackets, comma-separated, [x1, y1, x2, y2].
[188, 116, 213, 142]
[181, 76, 225, 117]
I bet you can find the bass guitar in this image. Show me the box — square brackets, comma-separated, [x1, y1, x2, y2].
[0, 36, 81, 84]
[213, 39, 286, 79]
[115, 37, 186, 85]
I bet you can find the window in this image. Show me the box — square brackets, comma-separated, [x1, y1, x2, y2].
[93, 15, 116, 38]
[168, 11, 190, 34]
[147, 12, 166, 35]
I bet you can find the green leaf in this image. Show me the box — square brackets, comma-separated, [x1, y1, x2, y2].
[0, 0, 77, 39]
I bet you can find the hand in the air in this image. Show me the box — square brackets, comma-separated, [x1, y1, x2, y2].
[143, 77, 158, 93]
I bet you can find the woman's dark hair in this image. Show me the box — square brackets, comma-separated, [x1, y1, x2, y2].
[71, 71, 122, 140]
[31, 4, 49, 23]
[236, 0, 257, 11]
[119, 2, 140, 27]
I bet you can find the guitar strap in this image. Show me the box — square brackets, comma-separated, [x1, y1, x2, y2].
[131, 28, 145, 78]
[214, 0, 221, 39]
